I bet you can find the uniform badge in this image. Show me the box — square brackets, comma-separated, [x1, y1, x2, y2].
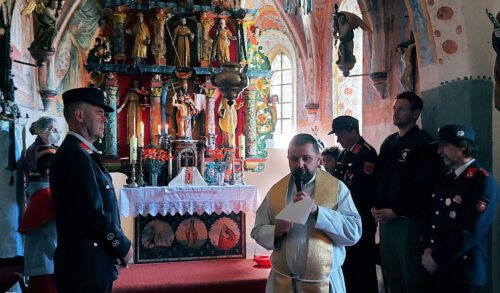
[363, 162, 374, 175]
[445, 198, 451, 206]
[452, 195, 462, 204]
[476, 197, 489, 212]
[449, 211, 457, 219]
[465, 167, 477, 178]
[398, 149, 410, 162]
[479, 168, 489, 177]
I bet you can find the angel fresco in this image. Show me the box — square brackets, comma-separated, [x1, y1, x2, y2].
[333, 4, 372, 77]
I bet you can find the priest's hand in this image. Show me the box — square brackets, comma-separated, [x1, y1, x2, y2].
[274, 219, 293, 238]
[293, 191, 318, 214]
[421, 247, 438, 274]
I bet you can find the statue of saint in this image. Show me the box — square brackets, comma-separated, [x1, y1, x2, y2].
[118, 81, 143, 143]
[126, 12, 151, 66]
[218, 97, 243, 147]
[172, 17, 194, 67]
[214, 19, 234, 64]
[172, 81, 198, 138]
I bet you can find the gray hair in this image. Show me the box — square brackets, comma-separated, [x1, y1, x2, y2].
[29, 116, 56, 135]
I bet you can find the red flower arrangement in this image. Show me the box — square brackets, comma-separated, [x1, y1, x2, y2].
[207, 147, 235, 172]
[142, 147, 172, 174]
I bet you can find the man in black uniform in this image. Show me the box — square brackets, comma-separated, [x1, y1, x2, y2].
[421, 124, 499, 293]
[329, 115, 378, 293]
[50, 88, 133, 293]
[371, 92, 439, 293]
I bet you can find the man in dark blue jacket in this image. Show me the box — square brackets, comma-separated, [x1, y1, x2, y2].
[421, 124, 499, 292]
[50, 87, 132, 293]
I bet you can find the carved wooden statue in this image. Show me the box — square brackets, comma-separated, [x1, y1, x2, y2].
[126, 12, 151, 66]
[333, 4, 372, 77]
[22, 0, 61, 53]
[214, 19, 234, 64]
[173, 17, 195, 67]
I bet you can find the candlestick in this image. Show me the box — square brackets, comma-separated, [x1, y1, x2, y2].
[137, 146, 145, 186]
[138, 121, 144, 147]
[129, 135, 138, 162]
[240, 158, 246, 185]
[127, 162, 139, 188]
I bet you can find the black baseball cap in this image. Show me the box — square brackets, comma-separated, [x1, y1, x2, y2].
[62, 87, 114, 112]
[433, 124, 475, 144]
[328, 115, 359, 135]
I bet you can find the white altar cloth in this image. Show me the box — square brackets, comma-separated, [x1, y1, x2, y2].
[119, 185, 261, 217]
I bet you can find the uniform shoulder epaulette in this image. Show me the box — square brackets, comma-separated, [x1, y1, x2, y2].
[479, 168, 489, 177]
[352, 144, 362, 154]
[464, 167, 477, 179]
[363, 142, 372, 151]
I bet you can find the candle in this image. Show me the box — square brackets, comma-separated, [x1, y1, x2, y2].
[138, 121, 144, 147]
[157, 124, 161, 136]
[168, 152, 173, 176]
[238, 133, 245, 158]
[208, 125, 215, 134]
[129, 135, 138, 162]
[165, 124, 169, 135]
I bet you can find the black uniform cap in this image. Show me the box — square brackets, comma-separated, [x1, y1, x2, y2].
[433, 124, 475, 144]
[62, 87, 114, 113]
[328, 115, 359, 135]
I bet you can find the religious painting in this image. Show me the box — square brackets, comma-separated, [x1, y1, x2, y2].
[135, 212, 245, 263]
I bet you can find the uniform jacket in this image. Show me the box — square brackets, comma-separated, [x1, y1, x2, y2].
[424, 161, 499, 286]
[50, 134, 131, 285]
[333, 136, 378, 229]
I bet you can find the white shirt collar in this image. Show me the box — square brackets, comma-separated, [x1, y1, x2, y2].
[454, 159, 475, 177]
[67, 131, 99, 153]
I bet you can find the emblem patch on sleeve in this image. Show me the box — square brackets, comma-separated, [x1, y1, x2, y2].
[363, 162, 374, 174]
[476, 197, 489, 212]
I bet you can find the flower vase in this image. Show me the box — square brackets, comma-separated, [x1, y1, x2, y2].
[150, 171, 159, 186]
[216, 169, 225, 186]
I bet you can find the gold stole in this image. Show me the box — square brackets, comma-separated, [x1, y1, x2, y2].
[268, 170, 339, 293]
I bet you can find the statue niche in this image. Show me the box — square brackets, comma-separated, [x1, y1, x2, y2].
[167, 17, 198, 67]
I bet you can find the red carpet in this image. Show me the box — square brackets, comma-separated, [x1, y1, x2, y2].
[113, 259, 271, 293]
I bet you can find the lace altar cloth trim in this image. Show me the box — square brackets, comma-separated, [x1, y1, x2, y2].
[119, 185, 261, 217]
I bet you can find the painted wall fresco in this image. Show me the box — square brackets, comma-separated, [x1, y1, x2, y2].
[51, 0, 100, 93]
[11, 1, 38, 110]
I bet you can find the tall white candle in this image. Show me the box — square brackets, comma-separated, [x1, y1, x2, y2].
[130, 135, 138, 162]
[238, 133, 245, 158]
[165, 124, 169, 135]
[157, 124, 161, 135]
[138, 121, 144, 147]
[168, 152, 173, 176]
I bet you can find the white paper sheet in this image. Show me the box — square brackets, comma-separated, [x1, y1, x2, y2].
[275, 198, 314, 225]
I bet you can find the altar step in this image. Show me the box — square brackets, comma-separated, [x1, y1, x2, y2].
[113, 259, 270, 293]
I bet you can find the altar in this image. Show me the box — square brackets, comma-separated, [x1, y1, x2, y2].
[119, 185, 260, 263]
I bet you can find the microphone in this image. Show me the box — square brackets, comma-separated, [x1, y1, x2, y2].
[293, 169, 305, 192]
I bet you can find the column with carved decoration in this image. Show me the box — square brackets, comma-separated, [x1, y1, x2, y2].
[243, 87, 258, 158]
[200, 16, 215, 67]
[204, 85, 217, 150]
[150, 76, 163, 145]
[104, 74, 119, 157]
[112, 6, 127, 63]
